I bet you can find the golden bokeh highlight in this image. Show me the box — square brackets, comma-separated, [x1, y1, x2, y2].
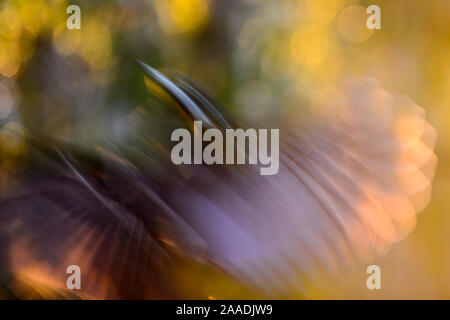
[0, 41, 21, 78]
[338, 5, 374, 43]
[78, 19, 113, 70]
[290, 26, 330, 68]
[52, 24, 82, 57]
[297, 0, 343, 25]
[0, 5, 22, 40]
[155, 0, 210, 34]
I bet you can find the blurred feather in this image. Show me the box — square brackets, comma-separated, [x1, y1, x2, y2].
[0, 63, 436, 298]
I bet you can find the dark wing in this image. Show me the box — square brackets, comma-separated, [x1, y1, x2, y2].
[0, 139, 208, 299]
[0, 63, 436, 298]
[142, 67, 436, 296]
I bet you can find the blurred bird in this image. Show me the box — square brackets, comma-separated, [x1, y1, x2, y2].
[0, 61, 437, 299]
